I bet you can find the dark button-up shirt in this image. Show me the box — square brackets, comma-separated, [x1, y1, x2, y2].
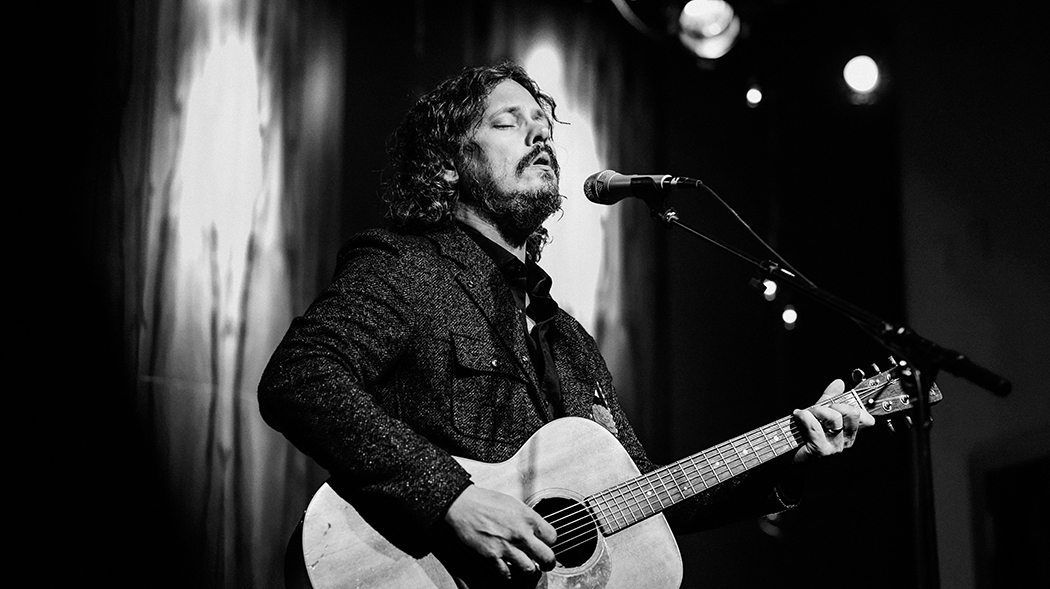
[458, 223, 564, 418]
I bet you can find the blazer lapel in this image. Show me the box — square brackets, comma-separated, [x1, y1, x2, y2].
[428, 228, 544, 402]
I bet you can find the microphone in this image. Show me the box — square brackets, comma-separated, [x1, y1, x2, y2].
[583, 170, 702, 205]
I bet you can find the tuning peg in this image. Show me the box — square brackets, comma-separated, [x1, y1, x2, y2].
[887, 355, 897, 367]
[904, 415, 913, 428]
[870, 363, 881, 374]
[851, 368, 866, 383]
[885, 420, 896, 434]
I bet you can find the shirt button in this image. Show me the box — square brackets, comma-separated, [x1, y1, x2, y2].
[490, 359, 499, 368]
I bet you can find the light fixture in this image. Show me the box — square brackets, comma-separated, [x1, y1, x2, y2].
[746, 84, 763, 108]
[844, 55, 881, 104]
[761, 278, 776, 300]
[678, 0, 741, 60]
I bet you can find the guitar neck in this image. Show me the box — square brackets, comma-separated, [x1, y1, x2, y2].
[588, 389, 863, 535]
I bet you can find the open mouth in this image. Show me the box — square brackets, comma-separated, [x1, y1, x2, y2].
[527, 147, 556, 170]
[517, 145, 559, 177]
[531, 151, 552, 167]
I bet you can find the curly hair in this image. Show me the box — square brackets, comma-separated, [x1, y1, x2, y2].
[381, 62, 558, 255]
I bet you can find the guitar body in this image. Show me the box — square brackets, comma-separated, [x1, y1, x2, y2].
[297, 417, 683, 589]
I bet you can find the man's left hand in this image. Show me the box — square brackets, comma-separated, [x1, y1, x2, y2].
[792, 379, 875, 464]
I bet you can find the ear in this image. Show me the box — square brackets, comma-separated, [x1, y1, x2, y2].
[441, 164, 459, 185]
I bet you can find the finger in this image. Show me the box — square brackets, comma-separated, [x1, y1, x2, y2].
[533, 514, 557, 546]
[828, 403, 859, 447]
[808, 405, 844, 436]
[817, 378, 845, 403]
[793, 408, 831, 447]
[495, 557, 512, 580]
[858, 406, 875, 428]
[517, 508, 557, 570]
[501, 547, 539, 578]
[519, 532, 556, 571]
[830, 403, 861, 434]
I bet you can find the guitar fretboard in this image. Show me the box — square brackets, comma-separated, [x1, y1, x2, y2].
[587, 390, 863, 535]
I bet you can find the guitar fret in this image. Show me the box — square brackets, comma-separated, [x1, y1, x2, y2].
[612, 484, 636, 530]
[594, 492, 614, 533]
[614, 485, 632, 529]
[686, 454, 708, 492]
[726, 439, 741, 475]
[744, 432, 758, 463]
[635, 479, 652, 520]
[744, 432, 761, 466]
[672, 462, 691, 500]
[619, 488, 634, 528]
[737, 436, 755, 470]
[757, 425, 775, 461]
[693, 454, 709, 491]
[650, 469, 669, 507]
[597, 493, 620, 533]
[634, 478, 651, 514]
[713, 444, 728, 481]
[765, 423, 787, 457]
[655, 470, 672, 508]
[779, 418, 798, 446]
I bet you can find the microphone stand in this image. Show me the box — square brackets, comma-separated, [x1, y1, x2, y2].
[639, 192, 1010, 589]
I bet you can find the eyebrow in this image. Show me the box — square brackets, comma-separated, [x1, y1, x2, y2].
[488, 105, 550, 124]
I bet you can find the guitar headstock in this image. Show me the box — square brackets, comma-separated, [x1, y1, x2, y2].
[848, 359, 943, 418]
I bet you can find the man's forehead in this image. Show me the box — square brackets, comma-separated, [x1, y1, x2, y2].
[483, 79, 546, 117]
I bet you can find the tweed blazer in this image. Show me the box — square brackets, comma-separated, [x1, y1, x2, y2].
[259, 225, 796, 535]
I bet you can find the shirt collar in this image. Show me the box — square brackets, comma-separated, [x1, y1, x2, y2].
[457, 222, 558, 318]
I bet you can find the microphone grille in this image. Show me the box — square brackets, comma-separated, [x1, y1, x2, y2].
[583, 169, 617, 204]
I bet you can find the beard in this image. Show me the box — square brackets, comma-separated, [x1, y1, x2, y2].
[458, 144, 564, 249]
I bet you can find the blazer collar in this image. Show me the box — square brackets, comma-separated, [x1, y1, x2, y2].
[426, 224, 498, 275]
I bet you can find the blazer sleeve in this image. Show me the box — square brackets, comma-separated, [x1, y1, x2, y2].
[258, 233, 472, 532]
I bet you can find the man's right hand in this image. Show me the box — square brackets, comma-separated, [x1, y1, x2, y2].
[443, 484, 557, 581]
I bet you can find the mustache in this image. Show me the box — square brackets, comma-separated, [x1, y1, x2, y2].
[516, 144, 559, 176]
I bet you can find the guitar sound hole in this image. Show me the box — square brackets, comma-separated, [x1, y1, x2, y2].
[532, 496, 598, 569]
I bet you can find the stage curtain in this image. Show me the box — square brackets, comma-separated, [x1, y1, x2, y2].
[113, 1, 343, 586]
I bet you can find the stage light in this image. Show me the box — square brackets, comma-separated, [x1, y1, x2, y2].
[679, 0, 741, 60]
[746, 85, 763, 107]
[762, 279, 776, 300]
[844, 55, 880, 94]
[782, 305, 797, 330]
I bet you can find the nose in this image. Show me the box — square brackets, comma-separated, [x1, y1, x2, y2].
[527, 118, 551, 145]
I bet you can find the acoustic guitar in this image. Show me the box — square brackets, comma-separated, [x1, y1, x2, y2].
[288, 363, 941, 588]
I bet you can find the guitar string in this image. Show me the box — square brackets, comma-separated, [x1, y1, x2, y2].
[540, 420, 796, 532]
[550, 385, 891, 557]
[544, 425, 795, 551]
[539, 382, 885, 549]
[545, 386, 876, 537]
[569, 385, 882, 533]
[603, 385, 880, 526]
[554, 428, 797, 557]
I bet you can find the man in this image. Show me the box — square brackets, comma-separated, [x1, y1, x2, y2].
[258, 62, 871, 585]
